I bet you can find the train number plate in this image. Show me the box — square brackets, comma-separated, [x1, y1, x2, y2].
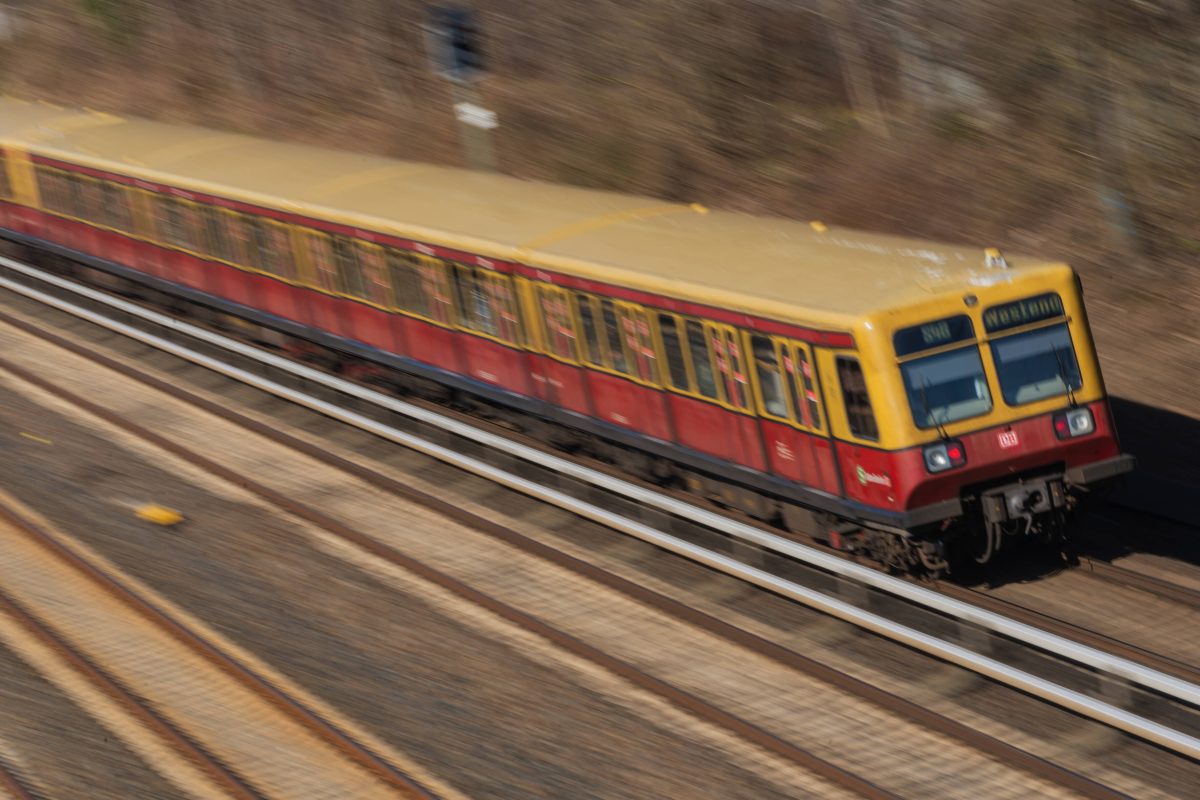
[997, 430, 1020, 449]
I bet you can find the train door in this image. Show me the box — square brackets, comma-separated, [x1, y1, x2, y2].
[127, 189, 165, 279]
[346, 240, 402, 352]
[819, 350, 892, 509]
[297, 228, 347, 337]
[749, 335, 840, 494]
[528, 284, 590, 413]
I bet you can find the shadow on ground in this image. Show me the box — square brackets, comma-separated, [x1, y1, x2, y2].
[957, 396, 1200, 588]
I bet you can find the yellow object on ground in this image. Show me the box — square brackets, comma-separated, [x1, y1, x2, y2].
[135, 504, 184, 526]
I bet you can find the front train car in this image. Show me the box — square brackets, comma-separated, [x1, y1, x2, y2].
[832, 256, 1134, 570]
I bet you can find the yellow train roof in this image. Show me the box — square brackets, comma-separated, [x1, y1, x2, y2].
[0, 97, 1065, 330]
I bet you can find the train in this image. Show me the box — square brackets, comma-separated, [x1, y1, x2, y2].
[0, 97, 1135, 574]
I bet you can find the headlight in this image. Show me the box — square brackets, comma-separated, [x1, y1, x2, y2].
[924, 440, 967, 473]
[1053, 408, 1095, 439]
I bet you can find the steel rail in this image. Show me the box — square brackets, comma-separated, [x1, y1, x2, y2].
[0, 357, 893, 800]
[1080, 559, 1200, 610]
[0, 572, 266, 800]
[3, 256, 1200, 760]
[0, 310, 1128, 799]
[0, 473, 438, 799]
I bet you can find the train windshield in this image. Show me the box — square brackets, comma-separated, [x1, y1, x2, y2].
[989, 323, 1082, 405]
[899, 347, 993, 429]
[895, 315, 993, 429]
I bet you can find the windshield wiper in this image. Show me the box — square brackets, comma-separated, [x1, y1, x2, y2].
[919, 380, 949, 440]
[1052, 346, 1077, 406]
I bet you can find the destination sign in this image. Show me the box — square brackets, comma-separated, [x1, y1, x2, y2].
[983, 293, 1064, 333]
[894, 314, 975, 357]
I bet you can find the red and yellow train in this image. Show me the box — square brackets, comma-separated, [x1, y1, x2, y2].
[0, 98, 1134, 572]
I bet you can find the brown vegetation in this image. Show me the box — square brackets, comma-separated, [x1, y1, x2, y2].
[0, 0, 1197, 417]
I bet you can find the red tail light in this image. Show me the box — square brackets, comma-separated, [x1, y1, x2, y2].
[924, 440, 967, 473]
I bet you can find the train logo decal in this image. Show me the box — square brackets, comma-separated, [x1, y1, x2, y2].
[998, 430, 1020, 449]
[855, 465, 892, 488]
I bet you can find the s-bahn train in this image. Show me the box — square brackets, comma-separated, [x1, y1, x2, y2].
[0, 98, 1134, 573]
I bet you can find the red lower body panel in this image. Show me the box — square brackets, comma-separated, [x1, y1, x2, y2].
[838, 400, 1122, 513]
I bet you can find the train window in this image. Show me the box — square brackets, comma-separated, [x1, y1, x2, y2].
[575, 294, 604, 366]
[35, 168, 62, 214]
[538, 285, 578, 360]
[159, 198, 192, 250]
[57, 173, 76, 216]
[103, 183, 134, 232]
[71, 176, 89, 218]
[684, 320, 720, 399]
[452, 264, 499, 337]
[355, 242, 393, 306]
[56, 172, 76, 217]
[304, 232, 339, 292]
[48, 170, 73, 217]
[221, 211, 257, 267]
[0, 152, 10, 200]
[600, 299, 630, 375]
[751, 335, 790, 420]
[77, 177, 102, 224]
[792, 345, 823, 430]
[251, 218, 292, 278]
[486, 274, 520, 343]
[198, 205, 232, 262]
[780, 346, 805, 425]
[618, 304, 659, 384]
[989, 323, 1081, 406]
[62, 175, 82, 218]
[418, 255, 455, 324]
[710, 326, 749, 409]
[330, 236, 366, 297]
[656, 314, 691, 391]
[386, 249, 429, 316]
[242, 216, 268, 270]
[837, 357, 879, 441]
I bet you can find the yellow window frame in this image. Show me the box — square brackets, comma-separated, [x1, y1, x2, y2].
[258, 218, 299, 282]
[354, 240, 393, 309]
[612, 300, 661, 387]
[107, 182, 136, 234]
[162, 196, 202, 254]
[650, 311, 695, 393]
[788, 341, 825, 433]
[129, 188, 158, 241]
[298, 228, 340, 293]
[214, 207, 251, 267]
[536, 283, 580, 364]
[483, 271, 521, 345]
[413, 253, 456, 326]
[0, 151, 10, 201]
[704, 321, 752, 412]
[573, 292, 606, 368]
[747, 333, 796, 425]
[513, 276, 540, 350]
[452, 262, 510, 343]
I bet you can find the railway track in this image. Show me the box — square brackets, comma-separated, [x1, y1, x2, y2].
[2, 254, 1199, 795]
[0, 355, 901, 799]
[1079, 558, 1200, 609]
[0, 496, 445, 800]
